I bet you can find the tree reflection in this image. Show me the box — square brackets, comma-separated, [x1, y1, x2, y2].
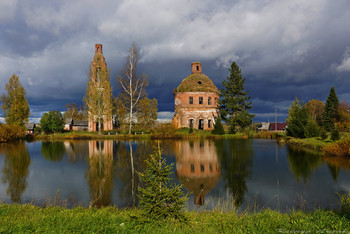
[215, 139, 253, 207]
[114, 140, 150, 207]
[86, 140, 114, 208]
[41, 141, 65, 162]
[287, 146, 322, 183]
[0, 142, 30, 203]
[174, 140, 221, 206]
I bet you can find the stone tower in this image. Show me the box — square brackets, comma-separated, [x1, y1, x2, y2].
[173, 62, 220, 130]
[87, 44, 113, 132]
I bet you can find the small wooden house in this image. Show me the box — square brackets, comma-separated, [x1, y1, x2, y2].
[25, 123, 36, 134]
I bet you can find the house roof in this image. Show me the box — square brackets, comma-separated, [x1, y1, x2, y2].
[175, 73, 219, 93]
[269, 123, 287, 131]
[26, 123, 35, 130]
[73, 120, 88, 126]
[65, 118, 73, 124]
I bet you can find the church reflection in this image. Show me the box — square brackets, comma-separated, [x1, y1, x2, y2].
[86, 140, 114, 208]
[174, 140, 221, 206]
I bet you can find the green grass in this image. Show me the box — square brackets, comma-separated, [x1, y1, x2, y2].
[1, 204, 350, 233]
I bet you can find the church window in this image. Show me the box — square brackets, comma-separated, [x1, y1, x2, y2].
[189, 97, 193, 104]
[208, 97, 211, 105]
[199, 97, 203, 104]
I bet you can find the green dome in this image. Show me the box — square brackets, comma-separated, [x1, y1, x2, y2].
[175, 73, 219, 93]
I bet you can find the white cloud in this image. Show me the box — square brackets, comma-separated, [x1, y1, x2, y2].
[335, 47, 350, 72]
[0, 0, 17, 22]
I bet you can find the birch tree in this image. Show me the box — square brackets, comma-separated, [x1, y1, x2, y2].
[117, 42, 148, 134]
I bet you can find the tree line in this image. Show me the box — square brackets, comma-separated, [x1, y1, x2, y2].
[287, 86, 350, 140]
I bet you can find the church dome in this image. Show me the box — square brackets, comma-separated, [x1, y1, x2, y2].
[175, 62, 219, 93]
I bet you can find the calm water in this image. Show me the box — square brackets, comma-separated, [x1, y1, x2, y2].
[0, 139, 349, 211]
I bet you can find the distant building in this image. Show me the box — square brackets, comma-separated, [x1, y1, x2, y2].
[173, 62, 220, 130]
[87, 44, 113, 132]
[72, 120, 88, 131]
[258, 122, 287, 132]
[64, 118, 73, 131]
[25, 123, 36, 134]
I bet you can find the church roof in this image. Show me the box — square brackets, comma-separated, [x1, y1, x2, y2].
[175, 73, 219, 93]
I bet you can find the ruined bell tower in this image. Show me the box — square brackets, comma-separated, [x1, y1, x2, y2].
[87, 44, 113, 132]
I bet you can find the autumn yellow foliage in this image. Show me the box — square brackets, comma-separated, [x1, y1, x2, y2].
[323, 137, 350, 156]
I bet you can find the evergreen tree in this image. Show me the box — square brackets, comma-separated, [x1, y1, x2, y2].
[323, 86, 339, 131]
[138, 141, 187, 220]
[220, 61, 254, 133]
[286, 98, 308, 138]
[0, 74, 30, 127]
[211, 117, 225, 135]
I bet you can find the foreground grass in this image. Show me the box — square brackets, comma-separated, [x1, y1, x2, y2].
[1, 204, 350, 233]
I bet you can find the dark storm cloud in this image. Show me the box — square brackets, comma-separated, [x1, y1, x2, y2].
[1, 0, 350, 122]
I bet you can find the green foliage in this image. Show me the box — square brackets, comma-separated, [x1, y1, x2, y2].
[150, 124, 178, 139]
[138, 142, 188, 221]
[40, 111, 65, 134]
[331, 128, 340, 141]
[0, 124, 26, 142]
[320, 128, 328, 140]
[211, 117, 225, 135]
[286, 98, 308, 138]
[339, 193, 350, 212]
[220, 61, 254, 132]
[323, 86, 339, 131]
[0, 74, 30, 127]
[304, 119, 321, 138]
[136, 97, 158, 129]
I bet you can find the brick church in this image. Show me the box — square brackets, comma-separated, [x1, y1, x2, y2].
[173, 62, 220, 130]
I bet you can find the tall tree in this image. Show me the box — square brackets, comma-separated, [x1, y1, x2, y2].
[336, 101, 350, 132]
[136, 97, 158, 130]
[323, 86, 339, 131]
[63, 102, 87, 120]
[84, 68, 113, 135]
[305, 99, 324, 126]
[286, 98, 308, 138]
[220, 61, 254, 133]
[117, 42, 148, 134]
[0, 74, 30, 127]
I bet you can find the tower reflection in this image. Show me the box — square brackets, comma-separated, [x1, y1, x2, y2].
[86, 140, 114, 208]
[174, 140, 221, 206]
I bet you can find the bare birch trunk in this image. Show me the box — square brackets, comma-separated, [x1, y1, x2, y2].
[129, 141, 135, 206]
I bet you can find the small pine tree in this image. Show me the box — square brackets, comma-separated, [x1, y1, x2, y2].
[331, 128, 340, 141]
[138, 141, 188, 221]
[211, 117, 225, 135]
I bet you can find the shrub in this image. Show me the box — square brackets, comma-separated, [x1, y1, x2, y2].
[331, 128, 340, 141]
[0, 124, 25, 142]
[320, 128, 328, 140]
[304, 119, 321, 138]
[211, 117, 225, 135]
[150, 123, 178, 139]
[323, 137, 350, 156]
[138, 141, 188, 221]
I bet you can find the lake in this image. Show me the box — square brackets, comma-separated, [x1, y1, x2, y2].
[0, 139, 349, 211]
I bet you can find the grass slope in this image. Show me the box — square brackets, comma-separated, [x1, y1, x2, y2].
[1, 204, 350, 233]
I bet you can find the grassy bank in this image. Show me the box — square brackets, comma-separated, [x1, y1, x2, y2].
[1, 204, 350, 233]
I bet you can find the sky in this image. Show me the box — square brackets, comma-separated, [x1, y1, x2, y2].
[1, 0, 350, 123]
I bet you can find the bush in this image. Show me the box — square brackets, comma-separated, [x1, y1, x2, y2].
[304, 119, 321, 138]
[331, 128, 340, 141]
[320, 128, 328, 140]
[150, 123, 178, 139]
[211, 118, 225, 135]
[138, 141, 188, 221]
[323, 137, 350, 156]
[0, 124, 25, 142]
[40, 111, 65, 134]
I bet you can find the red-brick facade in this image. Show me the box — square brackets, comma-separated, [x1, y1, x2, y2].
[88, 44, 113, 132]
[173, 62, 220, 130]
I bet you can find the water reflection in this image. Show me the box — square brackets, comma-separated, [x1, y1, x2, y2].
[86, 140, 114, 208]
[215, 139, 253, 206]
[41, 141, 65, 162]
[64, 141, 89, 163]
[0, 142, 30, 203]
[174, 140, 221, 206]
[287, 146, 323, 183]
